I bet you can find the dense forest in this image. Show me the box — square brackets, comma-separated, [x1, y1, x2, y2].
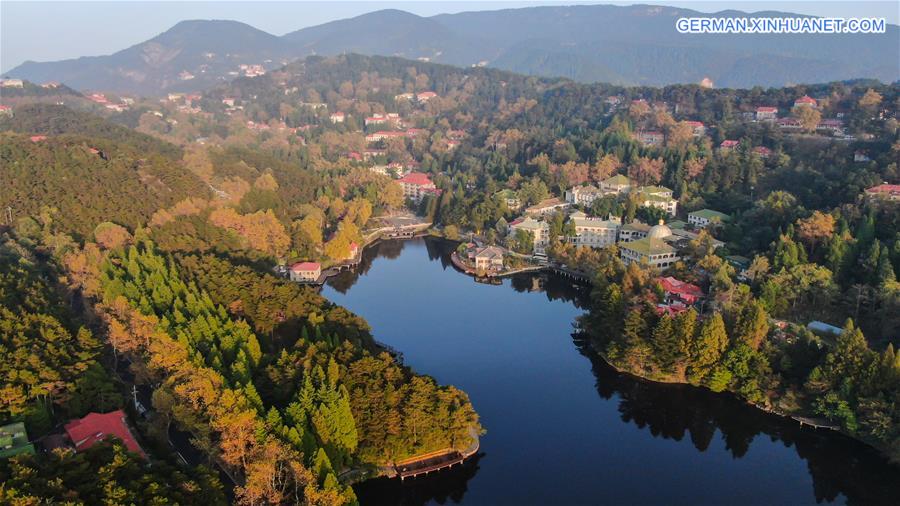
[0, 231, 226, 503]
[1, 51, 898, 502]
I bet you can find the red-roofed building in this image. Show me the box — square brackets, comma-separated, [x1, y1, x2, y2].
[405, 128, 426, 138]
[416, 91, 437, 102]
[29, 135, 47, 142]
[683, 121, 706, 136]
[64, 410, 145, 458]
[365, 114, 389, 126]
[346, 151, 362, 161]
[330, 112, 345, 123]
[87, 93, 108, 104]
[865, 184, 900, 202]
[398, 172, 437, 202]
[0, 104, 11, 116]
[657, 276, 705, 305]
[752, 146, 772, 158]
[793, 96, 818, 109]
[289, 262, 321, 283]
[719, 140, 739, 151]
[656, 301, 690, 317]
[755, 106, 778, 120]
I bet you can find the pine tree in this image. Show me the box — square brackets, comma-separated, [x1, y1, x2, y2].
[621, 308, 651, 370]
[733, 301, 769, 350]
[689, 313, 728, 383]
[650, 315, 679, 373]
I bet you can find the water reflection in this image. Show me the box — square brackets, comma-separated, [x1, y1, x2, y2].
[573, 334, 900, 504]
[339, 238, 900, 505]
[355, 454, 484, 506]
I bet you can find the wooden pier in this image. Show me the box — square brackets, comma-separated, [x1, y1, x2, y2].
[395, 430, 480, 480]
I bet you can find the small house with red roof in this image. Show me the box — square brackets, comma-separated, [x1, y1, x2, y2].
[416, 91, 437, 102]
[330, 112, 345, 123]
[656, 301, 690, 317]
[657, 276, 705, 306]
[793, 96, 818, 109]
[865, 184, 900, 202]
[755, 106, 778, 120]
[365, 114, 389, 126]
[752, 146, 772, 158]
[64, 410, 145, 458]
[289, 262, 321, 283]
[398, 172, 437, 202]
[683, 121, 706, 136]
[29, 135, 47, 142]
[719, 140, 739, 151]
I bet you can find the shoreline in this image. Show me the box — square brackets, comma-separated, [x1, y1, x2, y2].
[582, 337, 893, 458]
[330, 232, 895, 483]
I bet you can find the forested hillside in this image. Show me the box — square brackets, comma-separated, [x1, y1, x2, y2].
[0, 75, 482, 504]
[0, 129, 205, 239]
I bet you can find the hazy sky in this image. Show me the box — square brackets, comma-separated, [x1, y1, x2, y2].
[2, 1, 898, 73]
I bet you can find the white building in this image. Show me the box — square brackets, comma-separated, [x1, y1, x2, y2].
[600, 174, 633, 195]
[569, 212, 619, 249]
[289, 262, 321, 283]
[619, 221, 680, 269]
[566, 185, 604, 206]
[524, 198, 569, 216]
[688, 209, 730, 229]
[398, 172, 438, 203]
[634, 186, 678, 216]
[509, 216, 550, 255]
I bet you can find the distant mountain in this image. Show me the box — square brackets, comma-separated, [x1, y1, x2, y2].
[7, 20, 295, 96]
[5, 5, 899, 95]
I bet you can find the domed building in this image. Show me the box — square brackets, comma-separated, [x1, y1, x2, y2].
[619, 219, 680, 269]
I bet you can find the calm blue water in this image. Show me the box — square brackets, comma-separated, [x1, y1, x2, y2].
[323, 238, 899, 505]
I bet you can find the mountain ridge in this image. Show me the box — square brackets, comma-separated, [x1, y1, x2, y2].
[5, 4, 898, 95]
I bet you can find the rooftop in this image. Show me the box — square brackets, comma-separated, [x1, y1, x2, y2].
[398, 172, 434, 186]
[0, 422, 34, 459]
[689, 209, 730, 221]
[602, 174, 632, 186]
[621, 236, 675, 255]
[64, 410, 145, 458]
[290, 261, 321, 272]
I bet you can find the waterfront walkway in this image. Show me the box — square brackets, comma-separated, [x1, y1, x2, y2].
[394, 429, 480, 480]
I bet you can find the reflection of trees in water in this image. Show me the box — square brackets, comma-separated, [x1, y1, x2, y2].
[573, 335, 900, 505]
[354, 453, 483, 506]
[325, 239, 410, 293]
[509, 272, 591, 309]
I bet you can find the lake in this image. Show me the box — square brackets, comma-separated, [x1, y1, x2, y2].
[323, 237, 900, 505]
